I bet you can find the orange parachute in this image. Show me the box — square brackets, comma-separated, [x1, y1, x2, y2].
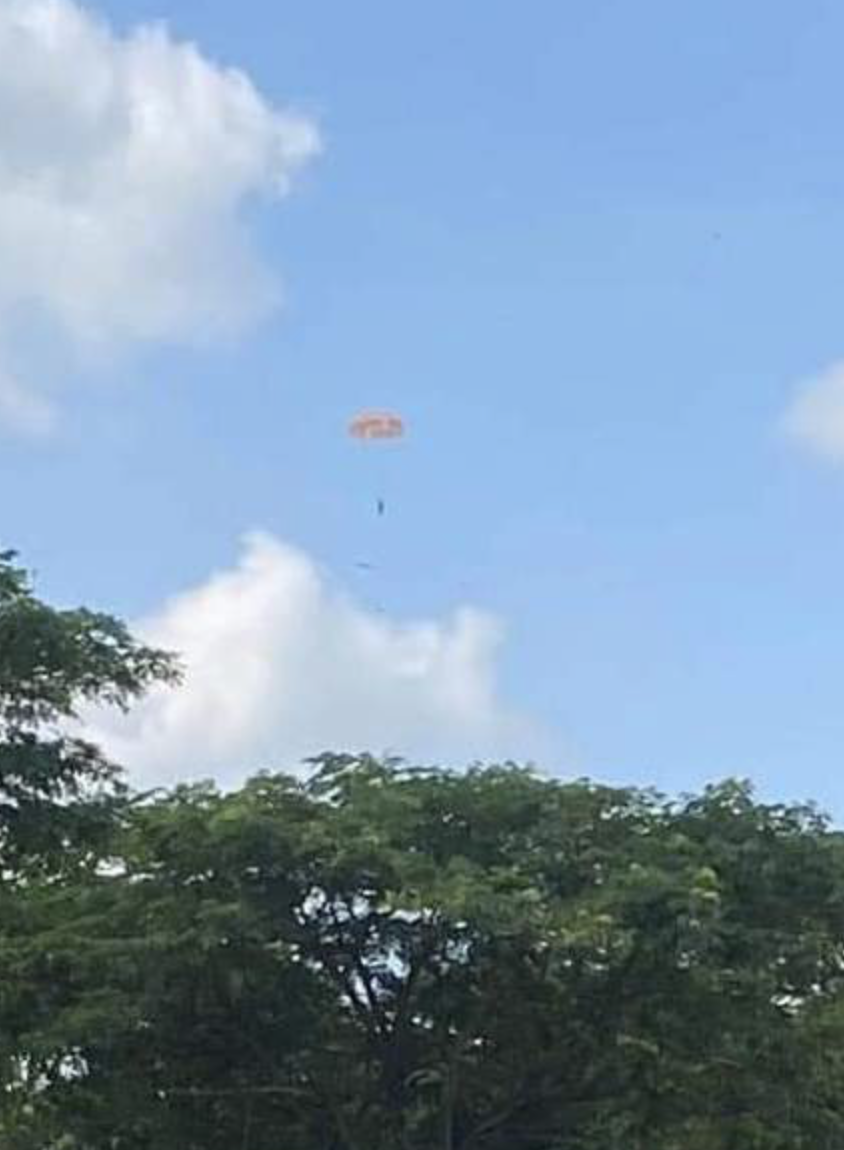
[348, 410, 404, 518]
[348, 410, 405, 440]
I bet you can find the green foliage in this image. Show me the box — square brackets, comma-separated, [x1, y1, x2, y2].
[8, 756, 844, 1149]
[0, 551, 177, 1142]
[0, 550, 178, 870]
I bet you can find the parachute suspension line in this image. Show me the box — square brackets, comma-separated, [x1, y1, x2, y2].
[348, 407, 405, 520]
[348, 409, 405, 610]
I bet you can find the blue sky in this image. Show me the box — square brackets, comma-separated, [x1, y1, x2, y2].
[5, 0, 844, 810]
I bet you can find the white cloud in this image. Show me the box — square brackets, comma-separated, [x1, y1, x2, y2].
[781, 361, 844, 464]
[0, 0, 319, 427]
[86, 533, 530, 790]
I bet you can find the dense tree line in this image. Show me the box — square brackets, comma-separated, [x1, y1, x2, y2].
[1, 549, 844, 1148]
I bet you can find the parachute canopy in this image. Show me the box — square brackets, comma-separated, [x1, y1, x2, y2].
[348, 410, 405, 440]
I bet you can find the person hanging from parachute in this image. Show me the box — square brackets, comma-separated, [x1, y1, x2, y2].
[348, 409, 405, 518]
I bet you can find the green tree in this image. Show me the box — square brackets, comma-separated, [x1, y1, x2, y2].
[22, 756, 844, 1149]
[0, 550, 177, 1143]
[0, 550, 177, 871]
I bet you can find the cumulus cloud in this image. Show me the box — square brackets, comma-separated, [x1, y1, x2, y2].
[781, 361, 844, 464]
[86, 533, 529, 790]
[0, 0, 319, 427]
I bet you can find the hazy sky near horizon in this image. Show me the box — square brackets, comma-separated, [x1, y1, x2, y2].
[4, 0, 844, 810]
